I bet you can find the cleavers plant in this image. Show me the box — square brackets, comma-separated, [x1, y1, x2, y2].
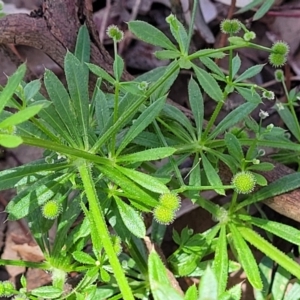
[0, 3, 300, 300]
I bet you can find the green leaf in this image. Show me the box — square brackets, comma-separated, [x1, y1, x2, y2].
[64, 52, 89, 145]
[247, 162, 274, 172]
[94, 88, 111, 134]
[184, 285, 197, 300]
[128, 20, 177, 51]
[162, 104, 195, 140]
[0, 64, 26, 113]
[0, 105, 43, 129]
[75, 24, 90, 64]
[219, 283, 242, 300]
[87, 63, 115, 84]
[0, 134, 22, 148]
[115, 165, 169, 194]
[99, 165, 158, 208]
[271, 263, 291, 300]
[200, 57, 225, 78]
[117, 147, 176, 163]
[284, 280, 300, 300]
[155, 50, 181, 60]
[253, 0, 276, 20]
[276, 104, 300, 141]
[193, 64, 223, 102]
[239, 225, 300, 281]
[236, 172, 300, 210]
[6, 173, 69, 220]
[72, 251, 96, 265]
[231, 54, 241, 78]
[167, 15, 188, 53]
[198, 266, 218, 300]
[113, 54, 124, 81]
[149, 251, 183, 300]
[24, 79, 41, 102]
[117, 96, 166, 154]
[235, 64, 265, 82]
[31, 286, 62, 299]
[213, 225, 228, 295]
[0, 159, 69, 190]
[236, 0, 263, 14]
[210, 102, 258, 139]
[116, 166, 170, 194]
[254, 256, 273, 299]
[239, 215, 300, 246]
[188, 77, 204, 137]
[44, 70, 81, 145]
[229, 223, 263, 290]
[236, 86, 262, 103]
[115, 196, 146, 238]
[201, 153, 225, 195]
[224, 132, 244, 163]
[253, 172, 268, 186]
[38, 105, 75, 145]
[188, 155, 201, 189]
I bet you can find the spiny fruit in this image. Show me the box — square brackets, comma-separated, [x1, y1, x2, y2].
[231, 171, 256, 194]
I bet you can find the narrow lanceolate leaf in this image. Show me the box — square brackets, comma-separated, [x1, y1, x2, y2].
[238, 215, 300, 246]
[188, 77, 204, 138]
[193, 64, 223, 102]
[31, 286, 62, 299]
[115, 196, 146, 238]
[65, 52, 89, 146]
[75, 24, 90, 65]
[95, 87, 111, 134]
[198, 266, 218, 300]
[113, 54, 124, 81]
[87, 63, 115, 84]
[44, 70, 81, 145]
[0, 64, 26, 113]
[0, 159, 70, 190]
[6, 173, 69, 220]
[149, 250, 183, 300]
[253, 0, 276, 20]
[38, 105, 75, 146]
[201, 153, 225, 195]
[117, 147, 176, 163]
[228, 223, 263, 290]
[117, 96, 166, 155]
[277, 105, 300, 141]
[210, 102, 258, 139]
[0, 105, 43, 128]
[200, 57, 225, 78]
[213, 225, 228, 295]
[231, 54, 241, 78]
[99, 165, 158, 208]
[238, 225, 300, 280]
[128, 20, 177, 51]
[224, 132, 244, 163]
[236, 172, 300, 211]
[236, 86, 262, 103]
[115, 165, 169, 194]
[235, 64, 265, 83]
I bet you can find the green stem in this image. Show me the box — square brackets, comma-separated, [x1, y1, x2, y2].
[78, 161, 134, 300]
[229, 192, 238, 213]
[202, 100, 224, 140]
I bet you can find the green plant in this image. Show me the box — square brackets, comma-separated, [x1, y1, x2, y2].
[0, 3, 299, 300]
